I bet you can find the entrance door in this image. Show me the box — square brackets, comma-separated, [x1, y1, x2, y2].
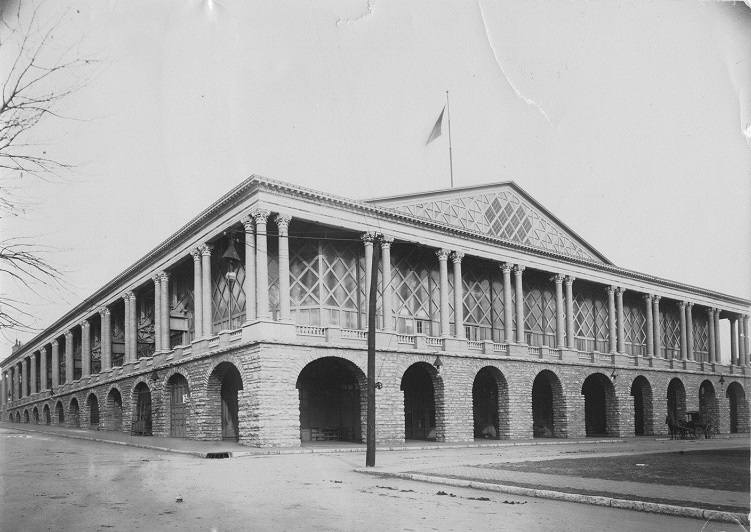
[133, 384, 152, 436]
[170, 375, 189, 438]
[221, 371, 241, 441]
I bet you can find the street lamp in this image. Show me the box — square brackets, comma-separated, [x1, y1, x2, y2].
[222, 237, 241, 330]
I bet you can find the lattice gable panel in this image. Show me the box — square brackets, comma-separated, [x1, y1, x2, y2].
[390, 188, 600, 262]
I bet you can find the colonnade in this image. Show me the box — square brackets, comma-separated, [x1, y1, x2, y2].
[3, 209, 750, 410]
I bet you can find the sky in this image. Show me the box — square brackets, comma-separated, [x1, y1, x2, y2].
[1, 0, 750, 362]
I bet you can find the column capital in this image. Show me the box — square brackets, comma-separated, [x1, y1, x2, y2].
[361, 232, 374, 244]
[64, 331, 73, 339]
[564, 275, 575, 286]
[686, 302, 694, 310]
[513, 264, 525, 274]
[79, 319, 90, 329]
[653, 295, 661, 303]
[51, 339, 58, 347]
[190, 248, 202, 260]
[251, 208, 271, 223]
[123, 290, 135, 301]
[380, 235, 394, 248]
[200, 244, 213, 257]
[451, 251, 465, 263]
[707, 307, 715, 317]
[553, 274, 565, 284]
[159, 271, 170, 282]
[99, 307, 110, 317]
[615, 287, 626, 296]
[275, 213, 292, 231]
[500, 262, 512, 274]
[241, 215, 255, 232]
[643, 294, 653, 302]
[436, 249, 451, 261]
[678, 301, 686, 310]
[606, 285, 616, 295]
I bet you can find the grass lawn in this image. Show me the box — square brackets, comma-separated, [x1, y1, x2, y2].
[485, 448, 750, 492]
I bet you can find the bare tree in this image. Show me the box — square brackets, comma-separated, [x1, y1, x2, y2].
[0, 0, 95, 335]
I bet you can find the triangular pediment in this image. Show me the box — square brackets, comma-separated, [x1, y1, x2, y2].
[368, 182, 610, 264]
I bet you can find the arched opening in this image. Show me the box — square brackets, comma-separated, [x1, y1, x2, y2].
[87, 394, 100, 429]
[401, 363, 437, 441]
[32, 407, 39, 424]
[167, 373, 190, 438]
[207, 362, 244, 442]
[296, 357, 364, 443]
[43, 404, 50, 424]
[69, 398, 80, 428]
[581, 373, 616, 436]
[8, 413, 12, 422]
[473, 367, 509, 439]
[726, 382, 747, 433]
[698, 380, 718, 431]
[667, 378, 686, 424]
[106, 388, 123, 432]
[532, 370, 566, 438]
[15, 411, 20, 423]
[630, 376, 654, 435]
[132, 382, 152, 436]
[55, 401, 64, 425]
[23, 409, 29, 423]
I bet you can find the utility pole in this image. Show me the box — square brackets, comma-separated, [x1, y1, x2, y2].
[366, 233, 381, 467]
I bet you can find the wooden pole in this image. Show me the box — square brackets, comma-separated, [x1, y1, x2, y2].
[446, 91, 454, 188]
[366, 234, 380, 467]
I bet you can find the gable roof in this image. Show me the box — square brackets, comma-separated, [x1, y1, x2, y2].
[366, 181, 611, 265]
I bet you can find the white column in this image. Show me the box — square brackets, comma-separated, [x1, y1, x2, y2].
[714, 309, 721, 363]
[129, 293, 137, 359]
[1, 371, 5, 407]
[65, 331, 74, 381]
[686, 302, 694, 361]
[514, 265, 525, 343]
[744, 315, 750, 366]
[51, 340, 60, 387]
[81, 320, 90, 377]
[362, 234, 374, 326]
[30, 353, 37, 395]
[100, 308, 112, 371]
[40, 346, 48, 390]
[730, 316, 739, 366]
[616, 287, 626, 354]
[276, 214, 292, 321]
[678, 301, 687, 361]
[707, 308, 716, 363]
[191, 249, 203, 340]
[153, 276, 162, 352]
[652, 296, 661, 358]
[381, 237, 394, 331]
[242, 216, 256, 323]
[554, 274, 565, 348]
[502, 263, 513, 343]
[565, 276, 576, 349]
[123, 292, 132, 362]
[644, 295, 654, 357]
[253, 210, 271, 320]
[160, 272, 170, 350]
[22, 359, 28, 397]
[437, 249, 451, 337]
[452, 251, 465, 339]
[201, 245, 213, 335]
[607, 286, 617, 354]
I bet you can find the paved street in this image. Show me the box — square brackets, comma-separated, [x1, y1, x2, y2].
[0, 425, 749, 531]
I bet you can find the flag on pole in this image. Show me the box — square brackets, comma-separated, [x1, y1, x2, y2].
[427, 106, 445, 144]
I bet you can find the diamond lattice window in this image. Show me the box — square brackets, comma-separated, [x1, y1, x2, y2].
[661, 309, 681, 359]
[524, 280, 555, 346]
[693, 315, 709, 360]
[392, 249, 436, 334]
[574, 290, 608, 351]
[624, 302, 646, 356]
[392, 190, 598, 262]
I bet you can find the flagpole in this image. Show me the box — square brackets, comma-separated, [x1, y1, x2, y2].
[446, 91, 454, 188]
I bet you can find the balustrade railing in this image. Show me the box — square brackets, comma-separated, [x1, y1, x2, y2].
[426, 336, 444, 347]
[492, 343, 507, 352]
[296, 325, 325, 337]
[467, 340, 483, 350]
[341, 329, 367, 340]
[396, 334, 415, 345]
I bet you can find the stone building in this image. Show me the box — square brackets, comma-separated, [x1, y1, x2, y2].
[1, 176, 749, 445]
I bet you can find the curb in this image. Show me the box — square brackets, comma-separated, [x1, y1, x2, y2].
[356, 469, 749, 526]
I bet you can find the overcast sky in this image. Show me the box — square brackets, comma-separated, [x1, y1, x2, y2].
[2, 0, 750, 361]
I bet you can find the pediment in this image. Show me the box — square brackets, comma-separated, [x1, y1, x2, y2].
[368, 182, 609, 264]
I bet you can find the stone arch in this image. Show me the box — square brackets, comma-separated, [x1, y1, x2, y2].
[105, 386, 123, 432]
[23, 409, 29, 423]
[698, 380, 719, 432]
[8, 412, 13, 422]
[532, 369, 567, 438]
[32, 406, 39, 424]
[55, 400, 65, 425]
[401, 361, 444, 441]
[296, 356, 367, 443]
[667, 377, 686, 423]
[472, 366, 510, 440]
[69, 397, 81, 428]
[726, 382, 748, 433]
[581, 372, 618, 436]
[630, 375, 654, 435]
[205, 361, 245, 442]
[15, 411, 20, 423]
[131, 381, 153, 436]
[43, 403, 51, 424]
[86, 393, 100, 429]
[165, 372, 191, 438]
